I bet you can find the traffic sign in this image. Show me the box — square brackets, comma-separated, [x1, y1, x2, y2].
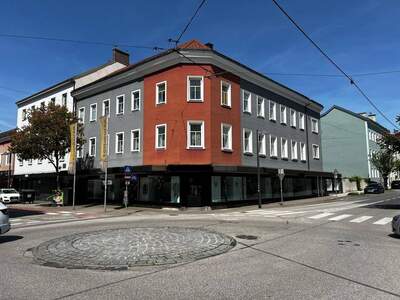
[278, 168, 285, 180]
[124, 165, 133, 174]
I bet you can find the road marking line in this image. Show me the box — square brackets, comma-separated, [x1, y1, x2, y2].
[309, 212, 335, 219]
[349, 216, 373, 223]
[45, 212, 58, 215]
[11, 222, 22, 226]
[373, 217, 392, 225]
[75, 212, 85, 215]
[329, 214, 352, 221]
[59, 211, 72, 214]
[10, 218, 22, 222]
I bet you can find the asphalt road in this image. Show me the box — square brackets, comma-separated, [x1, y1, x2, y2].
[1, 191, 400, 299]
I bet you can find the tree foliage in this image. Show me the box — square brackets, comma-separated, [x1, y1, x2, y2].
[10, 102, 84, 190]
[370, 149, 398, 188]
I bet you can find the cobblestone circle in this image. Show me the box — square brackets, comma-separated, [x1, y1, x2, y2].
[32, 227, 236, 270]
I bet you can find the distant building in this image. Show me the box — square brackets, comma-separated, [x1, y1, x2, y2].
[0, 129, 16, 188]
[321, 105, 390, 182]
[13, 49, 130, 194]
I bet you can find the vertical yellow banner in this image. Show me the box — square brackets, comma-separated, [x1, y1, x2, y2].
[68, 123, 77, 174]
[99, 116, 108, 163]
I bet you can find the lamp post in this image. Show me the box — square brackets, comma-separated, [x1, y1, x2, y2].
[333, 168, 338, 196]
[256, 129, 262, 209]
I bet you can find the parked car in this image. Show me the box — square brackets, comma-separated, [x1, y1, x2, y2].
[0, 202, 10, 234]
[364, 182, 385, 194]
[392, 215, 400, 236]
[391, 180, 400, 189]
[0, 188, 21, 203]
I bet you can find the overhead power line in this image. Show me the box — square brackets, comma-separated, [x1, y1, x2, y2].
[271, 0, 399, 130]
[266, 70, 400, 78]
[169, 0, 207, 46]
[0, 33, 165, 50]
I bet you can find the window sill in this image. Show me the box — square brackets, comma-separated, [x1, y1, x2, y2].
[291, 125, 297, 129]
[300, 128, 305, 131]
[90, 120, 96, 122]
[187, 146, 205, 150]
[116, 152, 124, 155]
[187, 99, 204, 103]
[292, 158, 298, 162]
[221, 104, 232, 109]
[243, 111, 252, 115]
[312, 131, 319, 134]
[280, 122, 287, 126]
[131, 109, 140, 112]
[116, 113, 124, 116]
[259, 154, 267, 158]
[257, 115, 265, 119]
[244, 152, 254, 156]
[156, 102, 167, 105]
[221, 148, 233, 153]
[270, 155, 278, 160]
[269, 118, 276, 122]
[156, 147, 166, 150]
[131, 150, 140, 153]
[313, 157, 320, 160]
[301, 159, 307, 163]
[281, 157, 289, 161]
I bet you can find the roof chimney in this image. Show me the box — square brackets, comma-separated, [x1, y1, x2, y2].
[112, 48, 130, 66]
[205, 42, 214, 49]
[359, 112, 368, 118]
[368, 113, 376, 122]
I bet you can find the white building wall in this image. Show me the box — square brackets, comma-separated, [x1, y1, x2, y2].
[14, 85, 74, 176]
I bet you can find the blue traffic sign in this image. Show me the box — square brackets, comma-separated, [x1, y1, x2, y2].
[123, 165, 133, 174]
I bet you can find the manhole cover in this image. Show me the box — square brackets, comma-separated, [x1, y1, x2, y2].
[236, 234, 258, 240]
[32, 227, 236, 270]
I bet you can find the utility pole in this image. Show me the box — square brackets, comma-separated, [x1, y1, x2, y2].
[256, 129, 262, 209]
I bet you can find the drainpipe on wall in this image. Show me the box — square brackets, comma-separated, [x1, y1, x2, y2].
[304, 103, 311, 172]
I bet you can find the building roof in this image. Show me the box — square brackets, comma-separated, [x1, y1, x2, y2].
[321, 105, 390, 133]
[16, 50, 129, 107]
[72, 39, 323, 110]
[0, 128, 16, 144]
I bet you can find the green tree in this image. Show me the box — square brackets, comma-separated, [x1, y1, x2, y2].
[10, 102, 84, 191]
[370, 150, 398, 188]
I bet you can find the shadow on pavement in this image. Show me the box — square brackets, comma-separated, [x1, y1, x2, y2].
[8, 208, 45, 218]
[0, 235, 23, 244]
[388, 234, 400, 240]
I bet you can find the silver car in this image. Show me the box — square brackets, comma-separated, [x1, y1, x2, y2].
[0, 202, 10, 234]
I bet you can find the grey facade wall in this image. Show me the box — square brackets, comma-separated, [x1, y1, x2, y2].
[77, 80, 144, 169]
[321, 109, 368, 178]
[240, 79, 323, 172]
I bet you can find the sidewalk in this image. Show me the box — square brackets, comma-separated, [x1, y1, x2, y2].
[7, 192, 353, 221]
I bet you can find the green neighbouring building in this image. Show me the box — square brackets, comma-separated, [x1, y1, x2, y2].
[321, 105, 390, 182]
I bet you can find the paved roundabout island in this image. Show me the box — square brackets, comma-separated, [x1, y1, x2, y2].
[32, 227, 236, 270]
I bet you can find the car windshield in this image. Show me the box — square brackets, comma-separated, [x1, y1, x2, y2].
[367, 184, 379, 187]
[1, 189, 18, 194]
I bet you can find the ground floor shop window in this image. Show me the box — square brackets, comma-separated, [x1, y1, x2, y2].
[139, 175, 180, 204]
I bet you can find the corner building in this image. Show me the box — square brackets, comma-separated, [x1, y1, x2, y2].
[73, 40, 332, 207]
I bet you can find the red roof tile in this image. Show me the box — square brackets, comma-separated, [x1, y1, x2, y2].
[178, 39, 210, 49]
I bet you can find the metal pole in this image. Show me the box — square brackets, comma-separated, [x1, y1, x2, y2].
[8, 152, 12, 188]
[280, 178, 284, 205]
[72, 123, 77, 210]
[256, 129, 262, 209]
[104, 118, 108, 213]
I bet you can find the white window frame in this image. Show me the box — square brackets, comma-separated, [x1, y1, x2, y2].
[291, 140, 298, 160]
[312, 144, 320, 159]
[290, 109, 297, 128]
[155, 124, 167, 149]
[243, 128, 253, 154]
[258, 133, 266, 156]
[280, 105, 287, 124]
[300, 142, 307, 161]
[28, 159, 33, 166]
[257, 96, 265, 118]
[22, 109, 27, 121]
[78, 107, 85, 124]
[221, 123, 232, 151]
[281, 138, 288, 159]
[131, 129, 141, 152]
[89, 137, 96, 157]
[131, 89, 141, 111]
[221, 81, 231, 107]
[187, 121, 205, 149]
[18, 158, 23, 167]
[242, 90, 251, 113]
[89, 104, 97, 122]
[62, 93, 67, 106]
[269, 100, 276, 121]
[77, 145, 84, 159]
[102, 99, 110, 117]
[311, 118, 319, 133]
[115, 132, 124, 154]
[187, 76, 204, 102]
[299, 112, 305, 130]
[156, 81, 167, 105]
[116, 94, 125, 115]
[270, 135, 278, 157]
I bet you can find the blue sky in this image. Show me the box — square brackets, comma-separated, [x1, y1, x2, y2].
[0, 0, 399, 131]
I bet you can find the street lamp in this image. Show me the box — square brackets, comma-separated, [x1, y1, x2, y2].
[333, 168, 338, 196]
[256, 129, 262, 209]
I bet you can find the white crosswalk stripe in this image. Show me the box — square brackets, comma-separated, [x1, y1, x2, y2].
[373, 217, 392, 225]
[309, 212, 335, 219]
[328, 214, 352, 221]
[350, 216, 373, 223]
